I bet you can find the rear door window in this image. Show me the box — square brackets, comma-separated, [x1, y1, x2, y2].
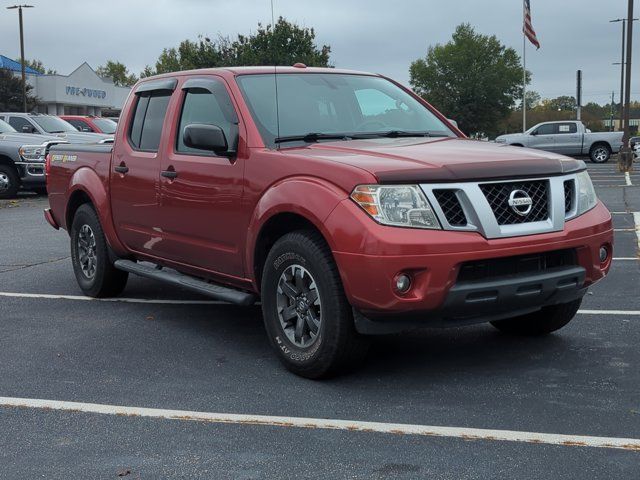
[128, 93, 171, 152]
[557, 123, 577, 134]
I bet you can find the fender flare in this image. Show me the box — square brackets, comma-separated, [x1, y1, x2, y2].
[245, 176, 348, 285]
[67, 167, 128, 255]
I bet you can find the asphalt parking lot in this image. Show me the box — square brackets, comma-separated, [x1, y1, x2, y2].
[0, 161, 639, 479]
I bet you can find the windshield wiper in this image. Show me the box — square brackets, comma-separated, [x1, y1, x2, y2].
[352, 130, 444, 139]
[274, 132, 354, 144]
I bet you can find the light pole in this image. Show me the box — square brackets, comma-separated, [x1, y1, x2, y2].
[618, 0, 635, 172]
[6, 5, 34, 113]
[610, 17, 638, 132]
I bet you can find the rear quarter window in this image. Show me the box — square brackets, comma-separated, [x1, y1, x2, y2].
[128, 93, 171, 152]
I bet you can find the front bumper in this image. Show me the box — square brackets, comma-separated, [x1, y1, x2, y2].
[15, 161, 45, 185]
[325, 199, 613, 329]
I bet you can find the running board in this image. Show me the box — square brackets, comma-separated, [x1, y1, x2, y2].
[113, 260, 257, 306]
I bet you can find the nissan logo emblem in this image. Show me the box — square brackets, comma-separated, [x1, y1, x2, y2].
[507, 189, 533, 216]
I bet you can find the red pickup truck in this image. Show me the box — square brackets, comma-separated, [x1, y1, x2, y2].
[44, 66, 613, 378]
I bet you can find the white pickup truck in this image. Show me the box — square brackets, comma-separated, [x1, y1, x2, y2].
[495, 121, 624, 163]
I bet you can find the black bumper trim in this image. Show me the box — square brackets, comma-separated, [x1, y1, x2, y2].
[354, 266, 587, 335]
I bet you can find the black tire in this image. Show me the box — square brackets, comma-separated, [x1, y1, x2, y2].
[0, 164, 20, 199]
[70, 204, 128, 298]
[261, 230, 369, 378]
[490, 299, 582, 336]
[590, 144, 611, 163]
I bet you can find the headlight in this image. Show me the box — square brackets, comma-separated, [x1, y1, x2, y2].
[576, 170, 597, 215]
[350, 185, 441, 229]
[19, 145, 47, 161]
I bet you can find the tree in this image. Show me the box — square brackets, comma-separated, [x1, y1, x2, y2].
[17, 58, 57, 75]
[96, 60, 138, 87]
[0, 68, 38, 111]
[142, 17, 331, 77]
[409, 24, 526, 137]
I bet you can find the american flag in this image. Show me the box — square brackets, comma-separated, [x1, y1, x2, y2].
[523, 0, 540, 49]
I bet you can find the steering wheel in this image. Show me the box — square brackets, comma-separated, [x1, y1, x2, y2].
[356, 120, 389, 132]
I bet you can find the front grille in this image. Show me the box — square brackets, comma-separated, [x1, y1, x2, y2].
[480, 180, 549, 225]
[564, 180, 574, 214]
[457, 249, 577, 283]
[433, 190, 467, 226]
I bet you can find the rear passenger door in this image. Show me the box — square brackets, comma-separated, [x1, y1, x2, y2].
[110, 79, 176, 254]
[553, 122, 581, 155]
[156, 76, 246, 277]
[528, 123, 557, 152]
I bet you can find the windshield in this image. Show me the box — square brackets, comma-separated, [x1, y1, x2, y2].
[93, 118, 117, 134]
[32, 116, 78, 133]
[236, 73, 455, 147]
[0, 119, 17, 134]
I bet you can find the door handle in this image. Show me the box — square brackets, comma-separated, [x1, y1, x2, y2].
[114, 164, 129, 174]
[161, 169, 178, 179]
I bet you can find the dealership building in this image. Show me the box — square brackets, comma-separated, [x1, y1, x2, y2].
[0, 55, 131, 116]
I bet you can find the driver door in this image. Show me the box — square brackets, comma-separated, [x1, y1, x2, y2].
[156, 76, 246, 278]
[528, 123, 557, 152]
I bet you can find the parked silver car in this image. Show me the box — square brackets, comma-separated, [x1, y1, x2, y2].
[0, 113, 113, 144]
[495, 121, 623, 163]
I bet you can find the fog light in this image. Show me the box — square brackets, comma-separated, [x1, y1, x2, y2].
[395, 274, 412, 294]
[599, 246, 608, 263]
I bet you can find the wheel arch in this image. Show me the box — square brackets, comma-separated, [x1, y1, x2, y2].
[247, 177, 347, 291]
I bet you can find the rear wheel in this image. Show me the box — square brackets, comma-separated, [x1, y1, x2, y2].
[590, 144, 611, 163]
[0, 165, 20, 199]
[70, 204, 128, 297]
[261, 230, 369, 378]
[490, 299, 582, 336]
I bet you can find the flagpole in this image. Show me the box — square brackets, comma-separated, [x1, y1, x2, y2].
[522, 5, 527, 133]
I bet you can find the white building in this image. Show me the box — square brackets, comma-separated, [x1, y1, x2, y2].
[0, 55, 131, 116]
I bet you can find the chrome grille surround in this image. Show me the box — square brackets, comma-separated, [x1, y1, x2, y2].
[421, 173, 580, 239]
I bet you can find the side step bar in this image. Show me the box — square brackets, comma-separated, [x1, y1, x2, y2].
[114, 260, 257, 306]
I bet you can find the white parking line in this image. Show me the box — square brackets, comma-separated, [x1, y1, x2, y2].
[0, 396, 638, 451]
[579, 310, 640, 315]
[613, 257, 639, 261]
[625, 172, 633, 186]
[0, 291, 226, 305]
[634, 213, 640, 252]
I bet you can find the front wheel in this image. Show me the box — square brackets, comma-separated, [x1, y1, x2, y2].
[590, 144, 611, 163]
[0, 165, 20, 199]
[490, 299, 582, 336]
[261, 230, 369, 378]
[70, 204, 128, 298]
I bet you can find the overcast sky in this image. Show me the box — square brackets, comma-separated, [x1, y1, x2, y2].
[0, 0, 638, 104]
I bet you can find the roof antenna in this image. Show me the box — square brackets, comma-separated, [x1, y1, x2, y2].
[271, 0, 281, 150]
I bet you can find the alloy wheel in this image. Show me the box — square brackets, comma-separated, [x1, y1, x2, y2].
[276, 264, 322, 348]
[77, 224, 97, 279]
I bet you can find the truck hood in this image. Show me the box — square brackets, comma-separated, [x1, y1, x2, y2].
[0, 132, 64, 146]
[47, 131, 112, 144]
[285, 137, 583, 183]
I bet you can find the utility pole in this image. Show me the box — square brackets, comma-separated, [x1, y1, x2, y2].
[611, 16, 638, 132]
[6, 5, 34, 113]
[619, 0, 635, 172]
[576, 70, 582, 121]
[610, 91, 615, 131]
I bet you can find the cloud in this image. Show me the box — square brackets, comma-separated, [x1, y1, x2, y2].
[0, 0, 636, 104]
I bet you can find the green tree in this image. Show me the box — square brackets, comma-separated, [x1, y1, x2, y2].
[96, 60, 138, 87]
[0, 68, 38, 111]
[409, 24, 526, 137]
[17, 58, 57, 75]
[142, 17, 331, 77]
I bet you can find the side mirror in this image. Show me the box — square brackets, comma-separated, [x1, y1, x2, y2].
[530, 130, 537, 136]
[183, 124, 230, 155]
